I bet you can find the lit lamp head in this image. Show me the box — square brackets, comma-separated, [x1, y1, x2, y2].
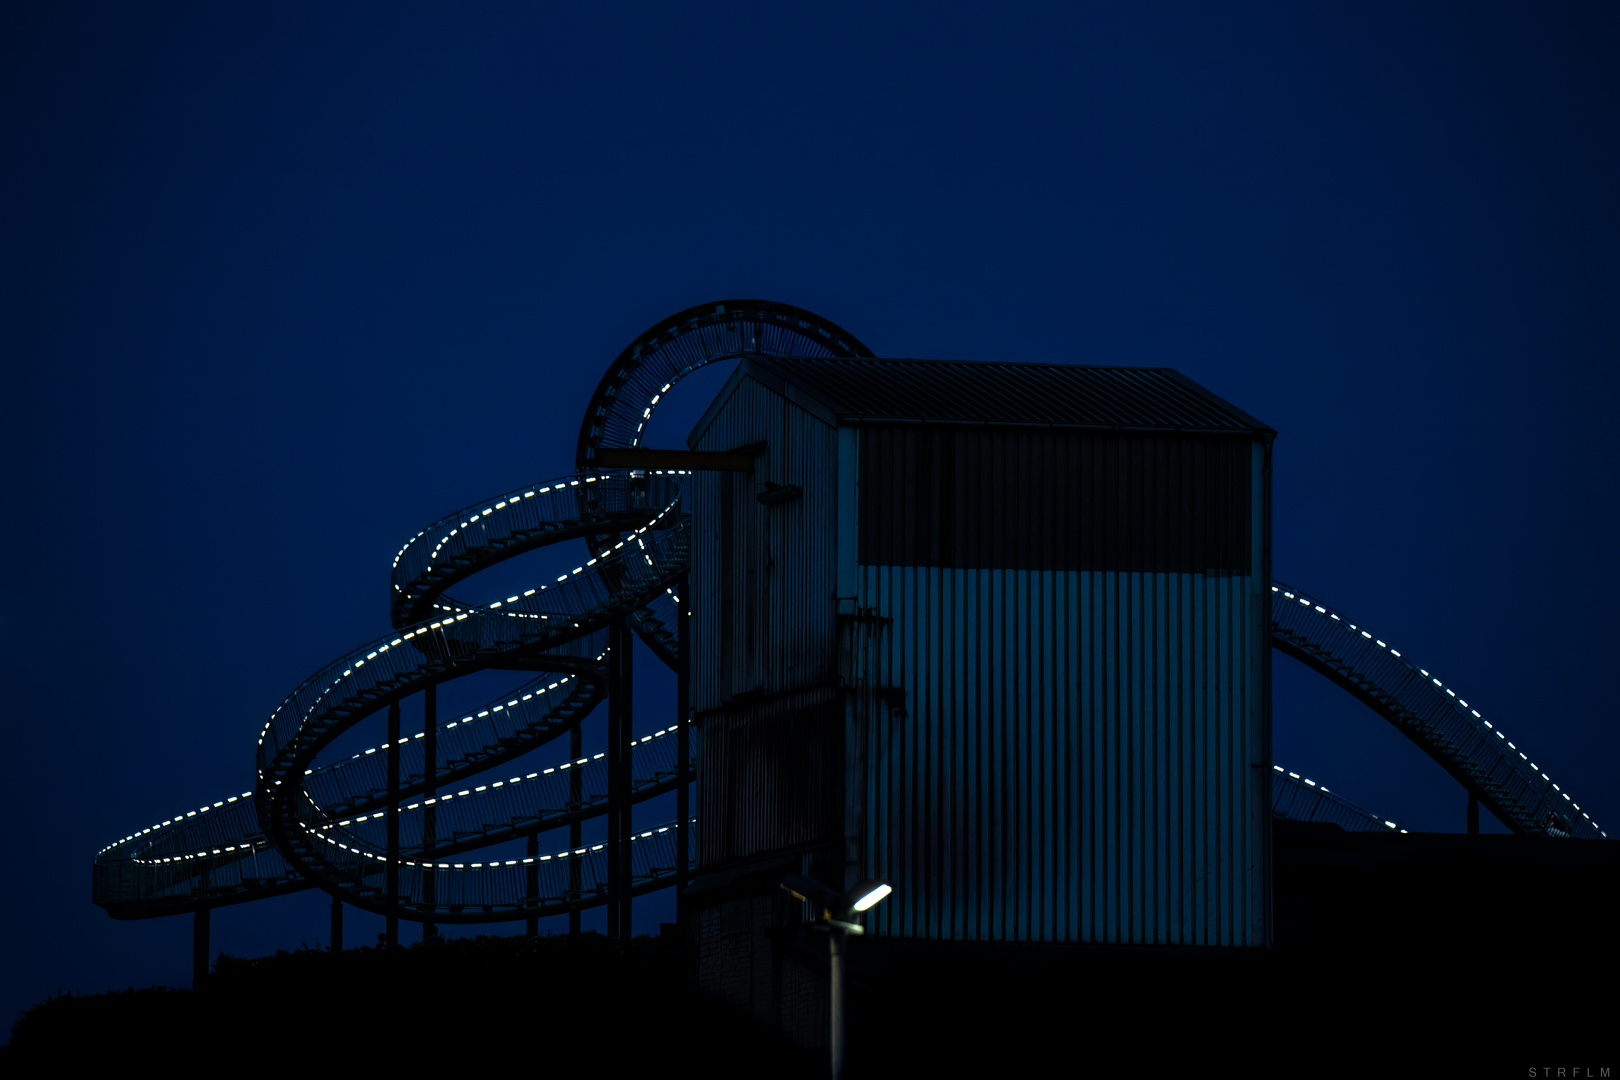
[850, 882, 891, 912]
[779, 874, 892, 934]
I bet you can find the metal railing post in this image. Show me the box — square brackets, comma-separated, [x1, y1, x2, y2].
[526, 832, 540, 936]
[386, 700, 400, 948]
[423, 684, 438, 942]
[569, 716, 582, 935]
[606, 616, 634, 938]
[677, 571, 691, 928]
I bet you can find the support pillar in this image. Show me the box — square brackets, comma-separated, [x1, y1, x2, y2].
[607, 617, 633, 939]
[1467, 791, 1479, 836]
[607, 618, 622, 939]
[423, 684, 438, 943]
[830, 926, 847, 1080]
[526, 832, 540, 937]
[192, 906, 210, 990]
[569, 721, 581, 936]
[620, 616, 634, 937]
[330, 893, 343, 952]
[676, 572, 690, 929]
[386, 700, 400, 948]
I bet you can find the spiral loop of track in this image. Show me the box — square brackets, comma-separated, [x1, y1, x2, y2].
[93, 300, 874, 921]
[94, 300, 1600, 922]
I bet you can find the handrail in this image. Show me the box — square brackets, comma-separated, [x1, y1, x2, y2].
[1270, 582, 1603, 838]
[94, 300, 874, 922]
[95, 304, 1603, 931]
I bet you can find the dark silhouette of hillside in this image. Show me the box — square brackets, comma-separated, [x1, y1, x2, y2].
[6, 930, 821, 1073]
[21, 827, 1616, 1074]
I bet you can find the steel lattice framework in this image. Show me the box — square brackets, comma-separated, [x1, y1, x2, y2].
[93, 301, 875, 921]
[92, 301, 1603, 925]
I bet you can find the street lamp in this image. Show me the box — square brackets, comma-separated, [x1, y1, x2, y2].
[780, 874, 892, 1080]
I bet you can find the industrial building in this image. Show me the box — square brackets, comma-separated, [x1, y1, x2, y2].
[89, 301, 1611, 1073]
[685, 354, 1276, 1042]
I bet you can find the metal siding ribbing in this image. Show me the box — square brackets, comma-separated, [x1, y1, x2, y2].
[692, 375, 836, 711]
[774, 387, 839, 694]
[849, 426, 1267, 946]
[696, 687, 841, 866]
[852, 567, 1261, 945]
[691, 374, 840, 868]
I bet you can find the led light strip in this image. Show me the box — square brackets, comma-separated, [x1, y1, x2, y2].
[303, 818, 693, 872]
[1272, 764, 1404, 832]
[1272, 585, 1603, 836]
[97, 302, 869, 920]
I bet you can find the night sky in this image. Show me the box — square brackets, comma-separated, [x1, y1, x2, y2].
[5, 2, 1617, 1041]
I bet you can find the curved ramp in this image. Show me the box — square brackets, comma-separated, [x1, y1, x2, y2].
[94, 305, 1604, 928]
[95, 301, 872, 921]
[1271, 765, 1403, 833]
[1270, 582, 1604, 838]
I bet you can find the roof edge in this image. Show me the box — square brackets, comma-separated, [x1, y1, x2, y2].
[1157, 368, 1276, 438]
[741, 355, 1276, 437]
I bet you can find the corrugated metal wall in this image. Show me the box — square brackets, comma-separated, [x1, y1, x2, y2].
[846, 427, 1270, 946]
[690, 372, 841, 867]
[688, 369, 1271, 947]
[695, 686, 842, 866]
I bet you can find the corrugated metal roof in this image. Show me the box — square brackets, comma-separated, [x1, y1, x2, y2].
[746, 356, 1273, 435]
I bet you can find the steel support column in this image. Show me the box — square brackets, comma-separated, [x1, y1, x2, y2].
[569, 720, 581, 935]
[526, 833, 539, 936]
[676, 571, 690, 928]
[620, 617, 634, 936]
[330, 894, 342, 952]
[386, 700, 400, 948]
[607, 617, 633, 939]
[423, 685, 437, 942]
[829, 926, 847, 1080]
[1468, 791, 1480, 836]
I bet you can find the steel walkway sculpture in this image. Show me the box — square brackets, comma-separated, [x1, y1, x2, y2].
[1271, 582, 1602, 839]
[92, 301, 1604, 927]
[1270, 764, 1409, 833]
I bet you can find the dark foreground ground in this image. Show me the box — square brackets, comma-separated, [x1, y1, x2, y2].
[13, 825, 1615, 1077]
[848, 824, 1617, 1077]
[5, 930, 825, 1075]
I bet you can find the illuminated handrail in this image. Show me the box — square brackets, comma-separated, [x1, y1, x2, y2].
[388, 472, 684, 627]
[1271, 765, 1404, 833]
[301, 819, 699, 922]
[94, 300, 872, 923]
[93, 724, 690, 916]
[99, 301, 1602, 934]
[1270, 583, 1603, 839]
[258, 517, 687, 905]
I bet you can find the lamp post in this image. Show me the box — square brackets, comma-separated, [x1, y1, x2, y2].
[780, 874, 892, 1080]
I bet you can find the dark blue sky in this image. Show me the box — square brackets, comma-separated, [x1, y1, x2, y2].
[4, 2, 1617, 1038]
